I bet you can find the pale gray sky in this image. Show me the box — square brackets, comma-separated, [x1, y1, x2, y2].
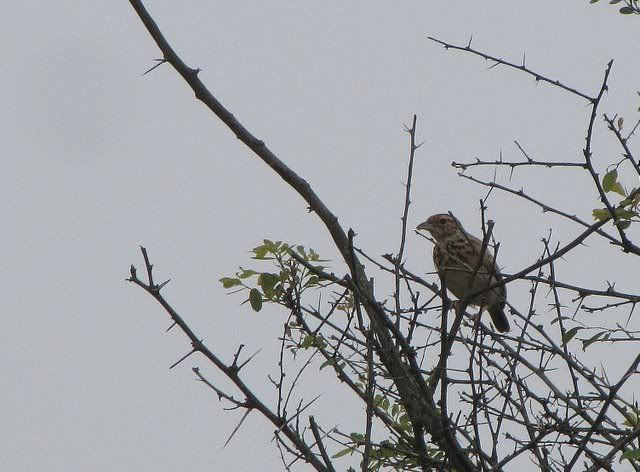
[3, 1, 639, 470]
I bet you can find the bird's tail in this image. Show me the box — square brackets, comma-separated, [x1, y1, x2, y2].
[488, 304, 510, 333]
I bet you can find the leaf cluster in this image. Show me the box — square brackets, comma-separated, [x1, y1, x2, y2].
[592, 168, 640, 229]
[589, 0, 640, 15]
[219, 240, 328, 312]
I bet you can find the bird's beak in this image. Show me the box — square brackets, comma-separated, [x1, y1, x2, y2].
[416, 221, 432, 232]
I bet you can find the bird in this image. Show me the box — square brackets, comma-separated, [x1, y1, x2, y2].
[416, 213, 510, 333]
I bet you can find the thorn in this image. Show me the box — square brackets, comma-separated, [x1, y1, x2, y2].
[166, 321, 177, 332]
[170, 343, 200, 370]
[223, 409, 252, 448]
[238, 349, 263, 371]
[142, 58, 167, 76]
[157, 279, 171, 290]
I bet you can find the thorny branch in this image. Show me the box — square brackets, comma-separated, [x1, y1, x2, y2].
[129, 2, 475, 470]
[126, 5, 640, 470]
[127, 248, 331, 471]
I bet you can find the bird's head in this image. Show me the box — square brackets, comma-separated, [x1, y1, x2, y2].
[416, 213, 463, 241]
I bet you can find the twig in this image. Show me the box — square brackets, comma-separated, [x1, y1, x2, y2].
[428, 36, 595, 102]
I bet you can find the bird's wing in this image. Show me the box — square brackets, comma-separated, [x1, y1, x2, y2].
[432, 245, 443, 272]
[466, 232, 507, 299]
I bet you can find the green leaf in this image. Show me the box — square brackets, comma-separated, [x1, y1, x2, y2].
[590, 0, 599, 3]
[319, 358, 336, 370]
[581, 331, 604, 351]
[399, 413, 411, 431]
[373, 393, 382, 403]
[617, 220, 632, 230]
[620, 6, 635, 13]
[258, 272, 281, 299]
[428, 448, 445, 460]
[623, 409, 640, 428]
[609, 0, 622, 4]
[332, 447, 354, 459]
[616, 208, 636, 220]
[620, 191, 638, 207]
[304, 275, 319, 287]
[278, 269, 290, 283]
[252, 244, 270, 259]
[249, 288, 263, 312]
[602, 169, 618, 193]
[592, 208, 611, 221]
[378, 444, 395, 458]
[562, 327, 582, 345]
[611, 182, 627, 197]
[301, 335, 315, 349]
[220, 277, 241, 288]
[237, 268, 257, 279]
[621, 449, 640, 462]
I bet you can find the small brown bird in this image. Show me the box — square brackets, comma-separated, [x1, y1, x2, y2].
[416, 213, 510, 333]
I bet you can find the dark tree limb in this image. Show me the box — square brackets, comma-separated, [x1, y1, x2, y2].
[128, 2, 476, 470]
[127, 247, 330, 471]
